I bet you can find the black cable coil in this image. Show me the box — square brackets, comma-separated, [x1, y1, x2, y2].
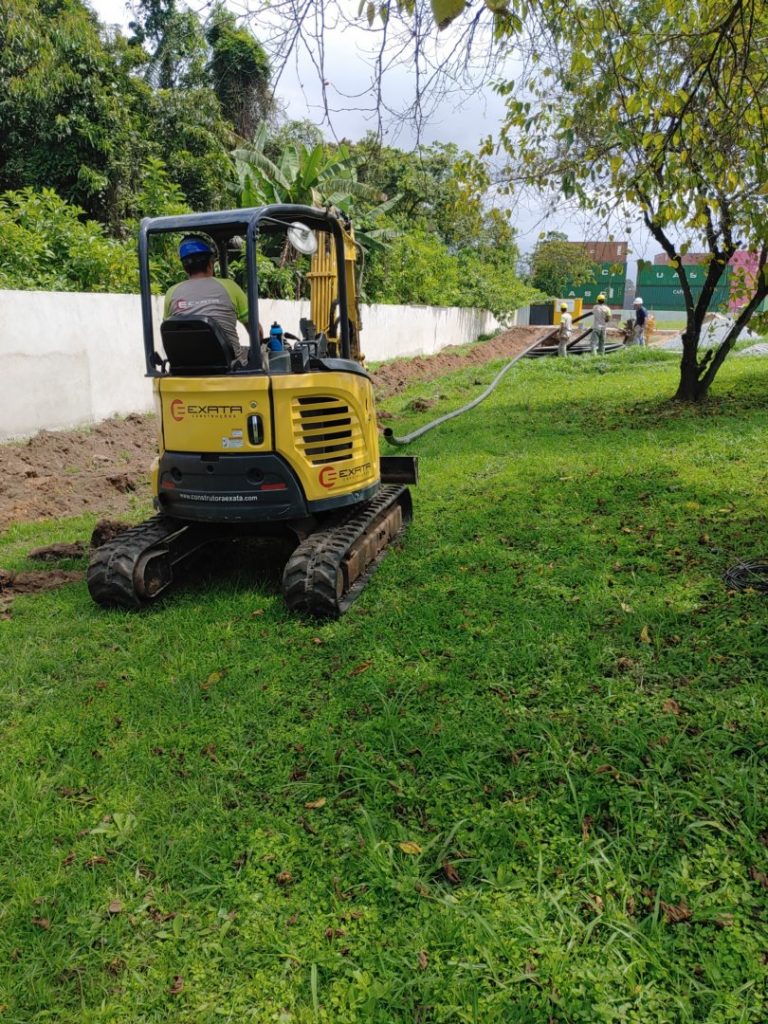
[723, 558, 768, 592]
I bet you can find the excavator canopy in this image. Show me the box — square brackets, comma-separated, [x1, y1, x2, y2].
[138, 205, 353, 375]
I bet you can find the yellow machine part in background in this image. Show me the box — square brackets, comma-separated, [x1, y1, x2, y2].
[553, 298, 583, 324]
[152, 370, 381, 505]
[307, 221, 362, 361]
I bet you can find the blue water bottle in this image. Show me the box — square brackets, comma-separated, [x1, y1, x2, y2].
[268, 322, 284, 351]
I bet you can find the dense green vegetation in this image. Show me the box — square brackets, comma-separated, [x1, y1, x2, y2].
[0, 1, 536, 315]
[1, 349, 767, 1021]
[354, 0, 768, 397]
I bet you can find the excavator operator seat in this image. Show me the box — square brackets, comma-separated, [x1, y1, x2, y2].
[160, 316, 238, 376]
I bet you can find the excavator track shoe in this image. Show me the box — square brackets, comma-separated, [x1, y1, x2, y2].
[87, 515, 195, 610]
[282, 485, 412, 619]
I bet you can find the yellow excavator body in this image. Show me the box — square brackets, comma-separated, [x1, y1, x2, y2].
[151, 369, 380, 508]
[88, 204, 416, 618]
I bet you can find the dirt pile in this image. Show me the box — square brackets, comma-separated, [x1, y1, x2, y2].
[0, 327, 548, 531]
[370, 325, 550, 398]
[0, 414, 153, 530]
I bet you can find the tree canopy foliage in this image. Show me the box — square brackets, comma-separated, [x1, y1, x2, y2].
[338, 0, 768, 397]
[0, 0, 534, 317]
[496, 0, 768, 399]
[524, 234, 596, 300]
[0, 0, 148, 229]
[257, 0, 768, 396]
[0, 189, 137, 293]
[351, 137, 537, 315]
[205, 4, 273, 140]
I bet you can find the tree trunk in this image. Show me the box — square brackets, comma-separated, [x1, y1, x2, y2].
[673, 272, 768, 402]
[674, 331, 703, 401]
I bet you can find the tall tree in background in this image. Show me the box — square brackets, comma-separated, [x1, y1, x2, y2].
[0, 0, 150, 229]
[525, 233, 597, 300]
[260, 0, 768, 399]
[352, 135, 537, 316]
[0, 0, 275, 234]
[127, 0, 240, 210]
[206, 5, 273, 140]
[496, 0, 768, 401]
[129, 0, 208, 90]
[353, 137, 486, 247]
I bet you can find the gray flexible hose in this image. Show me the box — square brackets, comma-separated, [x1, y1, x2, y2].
[382, 311, 596, 447]
[382, 347, 531, 447]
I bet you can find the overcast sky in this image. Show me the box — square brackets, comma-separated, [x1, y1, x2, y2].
[88, 0, 656, 266]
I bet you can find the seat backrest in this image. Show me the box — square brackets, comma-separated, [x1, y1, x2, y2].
[299, 317, 317, 340]
[160, 316, 237, 375]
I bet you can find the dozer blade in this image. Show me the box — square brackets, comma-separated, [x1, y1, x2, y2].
[281, 484, 413, 619]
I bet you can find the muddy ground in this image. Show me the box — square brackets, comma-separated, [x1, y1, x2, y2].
[0, 326, 550, 532]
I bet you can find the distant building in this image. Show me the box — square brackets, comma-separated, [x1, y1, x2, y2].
[653, 252, 708, 266]
[578, 241, 628, 264]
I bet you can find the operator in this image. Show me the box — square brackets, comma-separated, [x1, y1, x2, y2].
[590, 293, 613, 355]
[164, 237, 257, 365]
[556, 302, 573, 357]
[632, 296, 648, 346]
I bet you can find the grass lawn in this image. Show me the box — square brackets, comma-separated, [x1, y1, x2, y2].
[1, 347, 767, 1023]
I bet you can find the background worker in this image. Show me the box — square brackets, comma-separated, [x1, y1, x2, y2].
[164, 237, 253, 365]
[557, 302, 573, 357]
[632, 296, 648, 346]
[590, 293, 613, 355]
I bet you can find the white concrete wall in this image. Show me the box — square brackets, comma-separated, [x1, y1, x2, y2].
[0, 289, 499, 440]
[255, 298, 501, 360]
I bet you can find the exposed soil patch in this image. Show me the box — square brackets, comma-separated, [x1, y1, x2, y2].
[0, 522, 134, 614]
[28, 542, 88, 561]
[0, 567, 83, 598]
[0, 413, 154, 531]
[0, 328, 549, 532]
[90, 519, 135, 548]
[371, 325, 552, 398]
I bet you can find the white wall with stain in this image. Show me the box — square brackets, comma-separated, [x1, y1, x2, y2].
[0, 290, 500, 439]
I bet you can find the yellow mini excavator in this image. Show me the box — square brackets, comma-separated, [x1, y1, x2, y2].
[87, 205, 417, 617]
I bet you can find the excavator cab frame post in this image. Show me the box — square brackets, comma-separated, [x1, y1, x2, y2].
[138, 205, 353, 376]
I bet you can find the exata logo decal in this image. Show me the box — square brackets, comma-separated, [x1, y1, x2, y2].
[319, 462, 372, 489]
[169, 401, 242, 422]
[319, 466, 337, 488]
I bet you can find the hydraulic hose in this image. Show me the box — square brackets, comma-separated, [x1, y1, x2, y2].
[382, 344, 534, 447]
[382, 310, 597, 447]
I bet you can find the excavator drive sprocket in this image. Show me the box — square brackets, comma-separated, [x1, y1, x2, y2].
[87, 515, 210, 610]
[282, 484, 412, 619]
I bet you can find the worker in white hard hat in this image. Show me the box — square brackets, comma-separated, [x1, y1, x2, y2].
[632, 296, 648, 346]
[557, 302, 572, 357]
[590, 294, 613, 355]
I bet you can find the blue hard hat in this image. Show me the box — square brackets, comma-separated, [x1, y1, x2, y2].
[179, 236, 214, 260]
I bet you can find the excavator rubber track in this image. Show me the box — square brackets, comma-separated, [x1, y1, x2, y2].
[282, 484, 412, 619]
[88, 486, 412, 616]
[87, 515, 211, 610]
